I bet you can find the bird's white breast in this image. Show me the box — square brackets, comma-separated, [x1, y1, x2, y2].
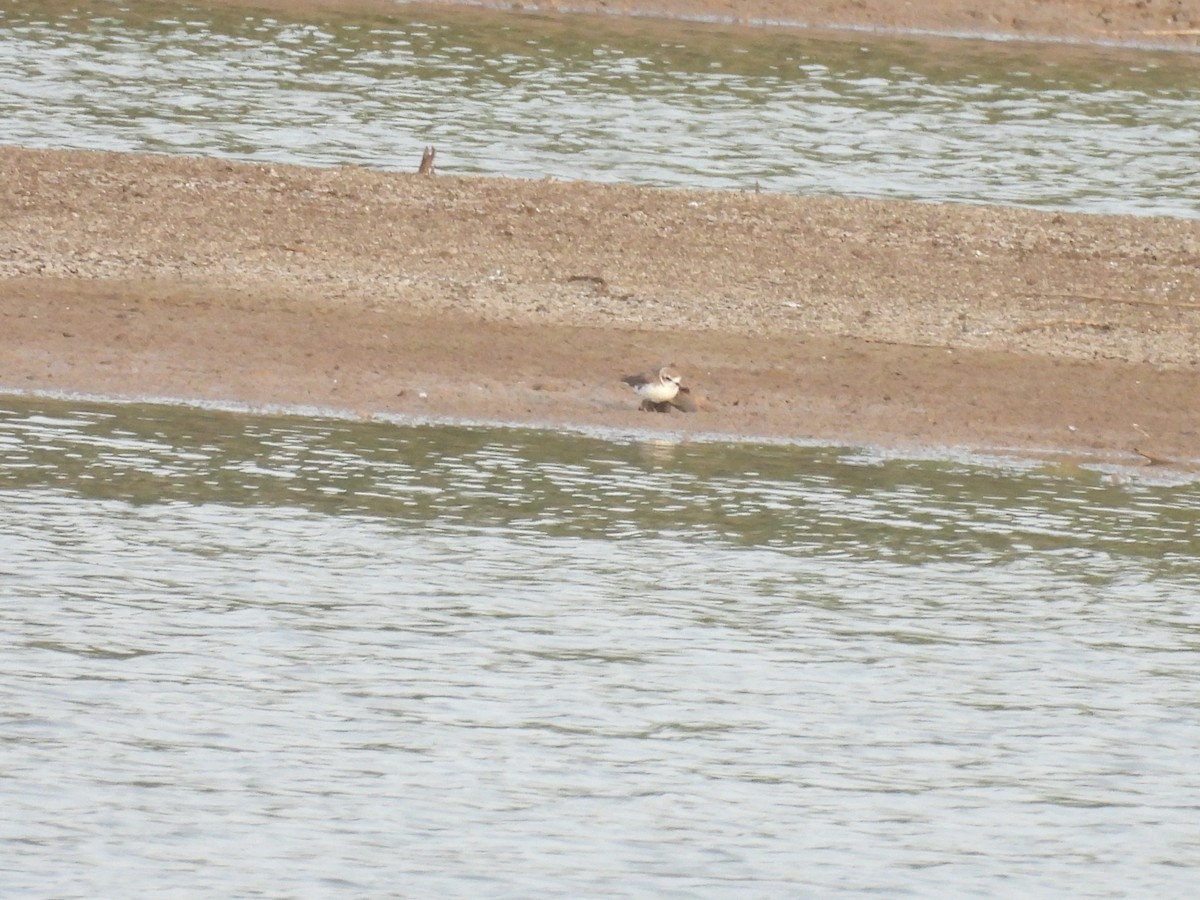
[637, 380, 680, 403]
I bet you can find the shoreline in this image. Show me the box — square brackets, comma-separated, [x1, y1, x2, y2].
[6, 385, 1185, 478]
[3, 147, 1200, 472]
[212, 0, 1200, 50]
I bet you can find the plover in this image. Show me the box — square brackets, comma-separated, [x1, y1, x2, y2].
[621, 365, 683, 409]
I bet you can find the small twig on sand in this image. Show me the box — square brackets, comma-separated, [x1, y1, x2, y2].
[1132, 425, 1175, 467]
[1134, 447, 1173, 467]
[566, 274, 608, 293]
[1012, 319, 1112, 333]
[1020, 292, 1200, 311]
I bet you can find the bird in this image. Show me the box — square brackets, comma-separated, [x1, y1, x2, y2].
[621, 365, 683, 410]
[417, 146, 436, 174]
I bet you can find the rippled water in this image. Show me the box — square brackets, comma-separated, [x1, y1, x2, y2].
[1, 1, 1198, 215]
[3, 394, 1200, 894]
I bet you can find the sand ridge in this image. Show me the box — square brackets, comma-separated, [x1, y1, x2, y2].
[3, 145, 1199, 467]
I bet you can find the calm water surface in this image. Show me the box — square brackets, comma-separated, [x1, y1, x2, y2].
[2, 395, 1200, 894]
[1, 0, 1198, 215]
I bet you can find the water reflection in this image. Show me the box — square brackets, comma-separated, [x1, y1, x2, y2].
[1, 0, 1197, 215]
[2, 395, 1198, 572]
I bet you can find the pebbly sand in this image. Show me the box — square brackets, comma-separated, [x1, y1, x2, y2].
[3, 0, 1200, 468]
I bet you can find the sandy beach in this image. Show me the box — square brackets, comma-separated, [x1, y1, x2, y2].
[3, 0, 1200, 467]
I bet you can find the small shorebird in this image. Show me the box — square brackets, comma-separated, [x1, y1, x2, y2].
[621, 365, 683, 407]
[417, 146, 436, 174]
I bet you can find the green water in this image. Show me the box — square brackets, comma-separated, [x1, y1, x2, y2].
[4, 394, 1200, 894]
[5, 394, 1197, 563]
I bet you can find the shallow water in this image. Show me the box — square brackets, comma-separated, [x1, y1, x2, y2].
[1, 0, 1198, 216]
[3, 394, 1200, 894]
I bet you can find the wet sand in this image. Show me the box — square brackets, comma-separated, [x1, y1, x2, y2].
[4, 145, 1199, 467]
[225, 0, 1200, 48]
